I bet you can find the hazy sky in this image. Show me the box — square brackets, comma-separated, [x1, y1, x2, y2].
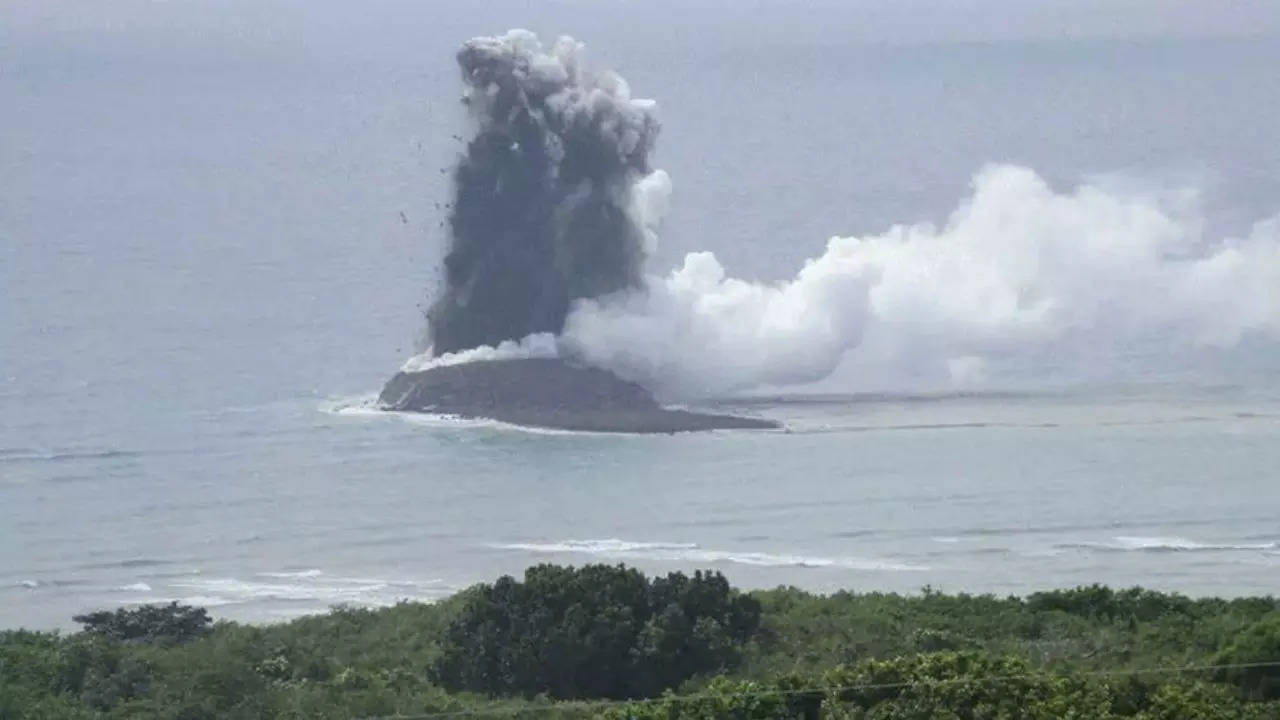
[6, 0, 1279, 57]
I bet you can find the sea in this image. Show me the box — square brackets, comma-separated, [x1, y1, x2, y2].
[3, 2, 1279, 629]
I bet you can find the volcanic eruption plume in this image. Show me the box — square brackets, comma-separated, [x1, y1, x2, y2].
[410, 30, 1280, 402]
[427, 30, 667, 356]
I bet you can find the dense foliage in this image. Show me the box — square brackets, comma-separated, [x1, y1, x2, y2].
[72, 602, 212, 646]
[432, 564, 761, 699]
[2, 569, 1278, 720]
[1213, 612, 1280, 700]
[604, 652, 1280, 719]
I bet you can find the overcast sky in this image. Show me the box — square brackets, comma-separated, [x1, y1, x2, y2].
[6, 0, 1279, 59]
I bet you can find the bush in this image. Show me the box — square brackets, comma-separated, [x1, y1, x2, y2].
[3, 576, 1278, 718]
[431, 564, 761, 699]
[73, 602, 212, 645]
[1027, 585, 1195, 623]
[1214, 612, 1280, 700]
[606, 652, 1280, 720]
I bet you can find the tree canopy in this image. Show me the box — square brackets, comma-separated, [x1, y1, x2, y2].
[73, 602, 212, 645]
[431, 564, 762, 699]
[2, 569, 1278, 719]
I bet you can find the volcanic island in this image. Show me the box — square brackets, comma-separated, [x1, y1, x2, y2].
[379, 358, 778, 433]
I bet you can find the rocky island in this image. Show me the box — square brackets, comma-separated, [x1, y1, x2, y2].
[380, 34, 779, 433]
[379, 358, 778, 433]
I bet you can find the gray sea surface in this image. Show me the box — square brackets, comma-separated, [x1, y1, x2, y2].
[3, 2, 1279, 628]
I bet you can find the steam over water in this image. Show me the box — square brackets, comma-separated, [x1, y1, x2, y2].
[416, 32, 1280, 401]
[4, 11, 1280, 629]
[567, 166, 1280, 397]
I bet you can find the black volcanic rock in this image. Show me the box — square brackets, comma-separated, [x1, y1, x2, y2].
[379, 358, 778, 433]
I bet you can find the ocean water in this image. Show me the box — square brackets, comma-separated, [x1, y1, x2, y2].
[3, 4, 1280, 629]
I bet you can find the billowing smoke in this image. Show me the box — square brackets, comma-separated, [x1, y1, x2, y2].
[426, 30, 666, 355]
[562, 165, 1280, 397]
[416, 32, 1280, 399]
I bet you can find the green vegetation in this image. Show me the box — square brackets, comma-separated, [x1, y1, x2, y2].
[1213, 613, 1280, 701]
[433, 565, 760, 700]
[2, 568, 1278, 719]
[602, 653, 1279, 719]
[73, 602, 212, 646]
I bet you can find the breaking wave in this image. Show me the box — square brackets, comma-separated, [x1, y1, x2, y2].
[1056, 536, 1280, 553]
[489, 538, 927, 571]
[149, 572, 457, 609]
[258, 569, 324, 579]
[115, 582, 153, 592]
[0, 447, 142, 464]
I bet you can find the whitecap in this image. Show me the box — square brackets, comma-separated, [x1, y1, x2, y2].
[489, 538, 927, 571]
[328, 576, 449, 589]
[492, 539, 700, 554]
[168, 575, 453, 608]
[257, 569, 323, 579]
[680, 549, 927, 572]
[1057, 536, 1279, 553]
[174, 595, 240, 608]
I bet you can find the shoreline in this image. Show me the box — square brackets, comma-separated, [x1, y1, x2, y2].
[379, 358, 780, 433]
[6, 566, 1278, 718]
[8, 575, 1278, 634]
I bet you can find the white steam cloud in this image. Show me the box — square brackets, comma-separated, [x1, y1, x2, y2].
[402, 333, 558, 373]
[411, 32, 1279, 399]
[560, 164, 1280, 397]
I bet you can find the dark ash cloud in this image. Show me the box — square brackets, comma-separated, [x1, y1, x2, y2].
[427, 30, 661, 355]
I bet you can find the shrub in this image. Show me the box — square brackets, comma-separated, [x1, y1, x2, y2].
[431, 564, 761, 699]
[1027, 585, 1196, 623]
[73, 602, 212, 645]
[1214, 612, 1280, 700]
